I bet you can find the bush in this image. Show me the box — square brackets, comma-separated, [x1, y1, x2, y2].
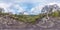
[51, 11, 59, 17]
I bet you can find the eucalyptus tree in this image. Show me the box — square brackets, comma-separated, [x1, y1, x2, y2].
[19, 11, 25, 15]
[36, 5, 58, 28]
[0, 8, 5, 16]
[0, 8, 4, 13]
[41, 4, 58, 19]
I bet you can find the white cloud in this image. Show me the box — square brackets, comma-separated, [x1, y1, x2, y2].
[0, 0, 60, 15]
[30, 4, 44, 14]
[5, 9, 14, 13]
[13, 4, 25, 12]
[0, 3, 9, 8]
[47, 2, 57, 5]
[0, 2, 25, 14]
[0, 2, 12, 13]
[47, 2, 60, 7]
[14, 0, 46, 3]
[24, 12, 29, 15]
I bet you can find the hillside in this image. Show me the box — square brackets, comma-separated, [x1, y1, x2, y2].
[0, 12, 60, 30]
[0, 4, 60, 30]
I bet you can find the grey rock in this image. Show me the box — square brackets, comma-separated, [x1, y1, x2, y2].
[0, 16, 60, 30]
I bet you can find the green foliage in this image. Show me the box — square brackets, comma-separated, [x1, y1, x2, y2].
[51, 11, 59, 17]
[0, 10, 60, 24]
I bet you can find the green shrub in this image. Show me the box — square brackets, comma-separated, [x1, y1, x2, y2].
[51, 11, 59, 17]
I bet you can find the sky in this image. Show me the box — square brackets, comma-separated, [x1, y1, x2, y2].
[0, 0, 60, 15]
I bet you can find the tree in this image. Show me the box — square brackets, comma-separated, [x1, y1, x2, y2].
[8, 12, 13, 15]
[41, 5, 53, 19]
[19, 11, 26, 15]
[0, 8, 4, 13]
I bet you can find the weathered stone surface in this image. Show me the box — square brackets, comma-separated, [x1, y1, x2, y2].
[0, 16, 60, 30]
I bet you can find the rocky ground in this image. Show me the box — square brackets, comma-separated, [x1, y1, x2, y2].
[0, 16, 60, 30]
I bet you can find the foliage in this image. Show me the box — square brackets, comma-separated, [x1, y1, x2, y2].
[0, 10, 60, 24]
[12, 15, 40, 24]
[51, 11, 59, 17]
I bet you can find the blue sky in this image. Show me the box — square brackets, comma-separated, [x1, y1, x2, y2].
[0, 0, 60, 15]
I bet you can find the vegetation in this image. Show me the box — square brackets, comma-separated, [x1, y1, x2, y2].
[0, 8, 60, 24]
[51, 11, 59, 17]
[0, 11, 60, 24]
[12, 15, 40, 24]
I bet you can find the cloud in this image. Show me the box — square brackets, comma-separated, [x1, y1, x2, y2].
[13, 4, 25, 12]
[47, 2, 58, 5]
[28, 2, 60, 15]
[0, 2, 25, 14]
[0, 0, 60, 15]
[46, 2, 60, 7]
[9, 4, 26, 14]
[29, 4, 44, 15]
[0, 2, 12, 13]
[24, 12, 29, 15]
[0, 3, 11, 8]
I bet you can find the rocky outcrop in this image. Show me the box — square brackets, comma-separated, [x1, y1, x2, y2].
[0, 15, 27, 29]
[0, 15, 60, 30]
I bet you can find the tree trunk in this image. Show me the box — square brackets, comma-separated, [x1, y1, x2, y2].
[46, 12, 49, 19]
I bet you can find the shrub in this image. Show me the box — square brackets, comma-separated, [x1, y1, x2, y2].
[51, 11, 59, 17]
